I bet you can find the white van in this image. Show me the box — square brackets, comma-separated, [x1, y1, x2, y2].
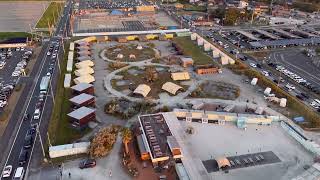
[13, 167, 24, 180]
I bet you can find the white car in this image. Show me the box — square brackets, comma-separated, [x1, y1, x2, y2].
[46, 51, 51, 56]
[2, 165, 12, 178]
[16, 47, 20, 51]
[51, 53, 57, 59]
[33, 108, 41, 120]
[262, 71, 269, 76]
[0, 61, 6, 69]
[11, 71, 21, 77]
[285, 83, 295, 91]
[0, 100, 7, 108]
[250, 63, 257, 68]
[20, 47, 25, 51]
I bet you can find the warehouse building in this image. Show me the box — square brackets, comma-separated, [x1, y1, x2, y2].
[67, 106, 96, 129]
[71, 83, 94, 95]
[180, 57, 194, 68]
[69, 93, 95, 107]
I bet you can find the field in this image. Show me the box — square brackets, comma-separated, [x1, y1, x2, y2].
[173, 37, 219, 66]
[36, 2, 64, 29]
[0, 1, 48, 32]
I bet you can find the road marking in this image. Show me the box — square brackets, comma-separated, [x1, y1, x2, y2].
[25, 38, 62, 179]
[0, 42, 51, 180]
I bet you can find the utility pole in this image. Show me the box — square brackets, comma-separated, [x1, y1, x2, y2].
[37, 124, 47, 163]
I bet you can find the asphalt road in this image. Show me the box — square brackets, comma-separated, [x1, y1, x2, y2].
[0, 0, 72, 179]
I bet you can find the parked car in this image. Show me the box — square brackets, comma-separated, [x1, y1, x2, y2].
[12, 167, 24, 180]
[250, 63, 257, 68]
[1, 165, 12, 178]
[79, 159, 96, 169]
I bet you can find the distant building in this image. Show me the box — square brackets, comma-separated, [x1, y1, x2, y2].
[180, 57, 194, 68]
[272, 5, 291, 17]
[269, 17, 305, 25]
[195, 65, 219, 75]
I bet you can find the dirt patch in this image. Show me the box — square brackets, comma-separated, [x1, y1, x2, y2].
[190, 81, 240, 100]
[105, 44, 155, 62]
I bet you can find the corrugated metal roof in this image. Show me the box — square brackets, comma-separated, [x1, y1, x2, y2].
[162, 82, 183, 95]
[71, 83, 93, 92]
[67, 106, 95, 120]
[69, 93, 94, 105]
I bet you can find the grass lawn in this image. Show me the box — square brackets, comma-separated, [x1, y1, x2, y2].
[173, 36, 218, 66]
[36, 2, 63, 29]
[0, 32, 31, 41]
[48, 42, 91, 146]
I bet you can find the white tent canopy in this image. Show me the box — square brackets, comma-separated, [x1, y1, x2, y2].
[75, 60, 94, 69]
[74, 67, 94, 77]
[73, 75, 95, 84]
[133, 84, 151, 97]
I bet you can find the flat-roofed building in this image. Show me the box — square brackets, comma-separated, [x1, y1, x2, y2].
[138, 114, 183, 166]
[69, 93, 95, 107]
[71, 83, 94, 95]
[180, 57, 194, 68]
[67, 107, 95, 129]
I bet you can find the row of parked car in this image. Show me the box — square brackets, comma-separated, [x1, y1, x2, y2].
[12, 50, 32, 77]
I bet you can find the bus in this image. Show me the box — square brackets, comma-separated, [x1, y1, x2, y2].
[39, 76, 50, 94]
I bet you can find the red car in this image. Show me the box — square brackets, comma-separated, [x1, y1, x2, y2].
[79, 159, 96, 169]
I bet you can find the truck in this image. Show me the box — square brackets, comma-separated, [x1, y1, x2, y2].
[39, 76, 50, 94]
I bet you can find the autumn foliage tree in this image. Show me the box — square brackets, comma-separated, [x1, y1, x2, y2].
[89, 125, 120, 158]
[121, 127, 133, 155]
[144, 66, 158, 82]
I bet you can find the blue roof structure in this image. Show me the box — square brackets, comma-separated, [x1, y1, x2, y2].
[110, 9, 123, 15]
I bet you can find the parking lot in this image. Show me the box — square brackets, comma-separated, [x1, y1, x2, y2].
[0, 47, 33, 111]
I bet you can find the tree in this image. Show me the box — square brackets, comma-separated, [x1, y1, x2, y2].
[89, 125, 119, 158]
[224, 8, 241, 25]
[121, 127, 133, 155]
[144, 66, 158, 82]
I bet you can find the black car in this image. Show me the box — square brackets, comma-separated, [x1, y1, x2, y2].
[19, 150, 28, 165]
[79, 159, 96, 169]
[24, 135, 33, 149]
[27, 128, 36, 135]
[256, 64, 262, 69]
